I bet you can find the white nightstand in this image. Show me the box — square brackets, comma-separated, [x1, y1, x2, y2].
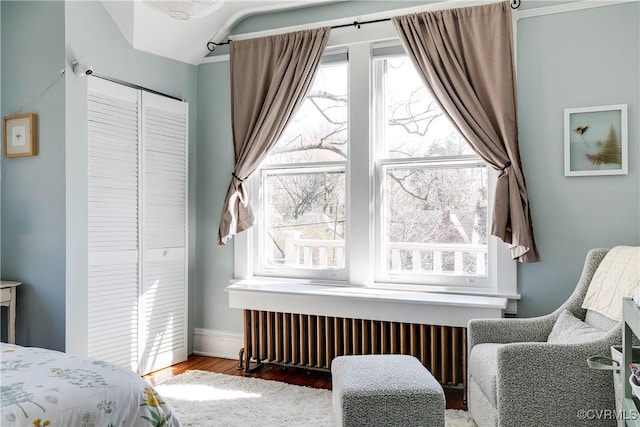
[1, 281, 21, 344]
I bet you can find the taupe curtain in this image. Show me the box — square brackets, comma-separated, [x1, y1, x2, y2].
[218, 28, 331, 245]
[392, 1, 540, 262]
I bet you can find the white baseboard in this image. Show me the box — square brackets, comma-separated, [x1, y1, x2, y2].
[193, 328, 243, 360]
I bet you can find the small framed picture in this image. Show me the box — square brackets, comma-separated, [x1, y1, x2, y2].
[3, 113, 37, 157]
[564, 104, 627, 176]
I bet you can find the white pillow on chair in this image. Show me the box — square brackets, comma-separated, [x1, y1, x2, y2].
[547, 309, 607, 344]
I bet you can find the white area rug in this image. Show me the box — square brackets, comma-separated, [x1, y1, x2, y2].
[155, 370, 477, 427]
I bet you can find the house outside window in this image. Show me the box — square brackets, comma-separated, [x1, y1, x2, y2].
[241, 37, 515, 296]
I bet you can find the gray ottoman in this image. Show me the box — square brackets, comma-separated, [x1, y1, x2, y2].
[331, 354, 445, 427]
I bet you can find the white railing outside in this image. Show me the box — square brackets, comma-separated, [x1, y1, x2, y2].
[281, 231, 487, 275]
[387, 242, 486, 275]
[282, 231, 345, 268]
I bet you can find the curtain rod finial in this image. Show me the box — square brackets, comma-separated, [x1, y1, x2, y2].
[511, 0, 521, 9]
[206, 39, 232, 52]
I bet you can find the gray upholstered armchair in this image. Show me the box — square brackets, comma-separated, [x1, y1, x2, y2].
[468, 248, 626, 427]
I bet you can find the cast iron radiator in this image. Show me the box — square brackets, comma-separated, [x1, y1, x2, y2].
[239, 309, 467, 387]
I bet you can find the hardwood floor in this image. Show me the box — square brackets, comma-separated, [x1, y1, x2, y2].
[144, 355, 467, 410]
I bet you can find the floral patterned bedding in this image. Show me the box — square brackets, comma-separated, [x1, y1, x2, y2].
[0, 343, 179, 427]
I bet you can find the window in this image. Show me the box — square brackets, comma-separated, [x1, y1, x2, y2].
[243, 37, 514, 295]
[254, 60, 348, 280]
[373, 54, 489, 287]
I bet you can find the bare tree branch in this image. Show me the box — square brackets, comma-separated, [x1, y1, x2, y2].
[387, 171, 435, 203]
[308, 96, 346, 126]
[271, 141, 347, 159]
[308, 91, 347, 103]
[388, 97, 442, 137]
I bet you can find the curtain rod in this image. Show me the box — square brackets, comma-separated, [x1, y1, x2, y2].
[206, 0, 521, 52]
[92, 74, 184, 102]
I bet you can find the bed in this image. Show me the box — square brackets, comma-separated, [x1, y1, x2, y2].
[0, 343, 179, 426]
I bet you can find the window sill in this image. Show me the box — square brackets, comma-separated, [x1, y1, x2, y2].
[226, 279, 511, 327]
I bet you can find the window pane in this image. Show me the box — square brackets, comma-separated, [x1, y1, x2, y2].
[266, 63, 348, 164]
[383, 165, 488, 275]
[262, 171, 345, 269]
[377, 57, 474, 158]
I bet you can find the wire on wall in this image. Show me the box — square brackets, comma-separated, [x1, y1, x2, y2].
[206, 0, 522, 52]
[11, 69, 65, 115]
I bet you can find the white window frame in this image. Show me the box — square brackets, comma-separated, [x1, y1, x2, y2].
[374, 158, 490, 286]
[234, 21, 517, 301]
[252, 162, 348, 281]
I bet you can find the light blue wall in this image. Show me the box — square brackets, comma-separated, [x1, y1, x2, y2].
[516, 2, 640, 317]
[195, 1, 640, 335]
[64, 1, 198, 354]
[195, 62, 241, 332]
[1, 1, 67, 350]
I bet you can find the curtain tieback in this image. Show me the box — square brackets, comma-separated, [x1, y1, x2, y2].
[232, 172, 245, 182]
[500, 161, 511, 172]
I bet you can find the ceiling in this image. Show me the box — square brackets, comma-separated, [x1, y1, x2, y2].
[101, 0, 342, 65]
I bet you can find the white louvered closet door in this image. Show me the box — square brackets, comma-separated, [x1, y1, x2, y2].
[139, 92, 188, 375]
[87, 78, 140, 371]
[87, 78, 188, 375]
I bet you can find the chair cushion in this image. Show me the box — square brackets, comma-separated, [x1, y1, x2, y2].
[582, 246, 640, 321]
[468, 343, 503, 406]
[547, 309, 607, 344]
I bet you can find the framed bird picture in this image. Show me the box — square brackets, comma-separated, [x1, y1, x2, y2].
[564, 104, 627, 176]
